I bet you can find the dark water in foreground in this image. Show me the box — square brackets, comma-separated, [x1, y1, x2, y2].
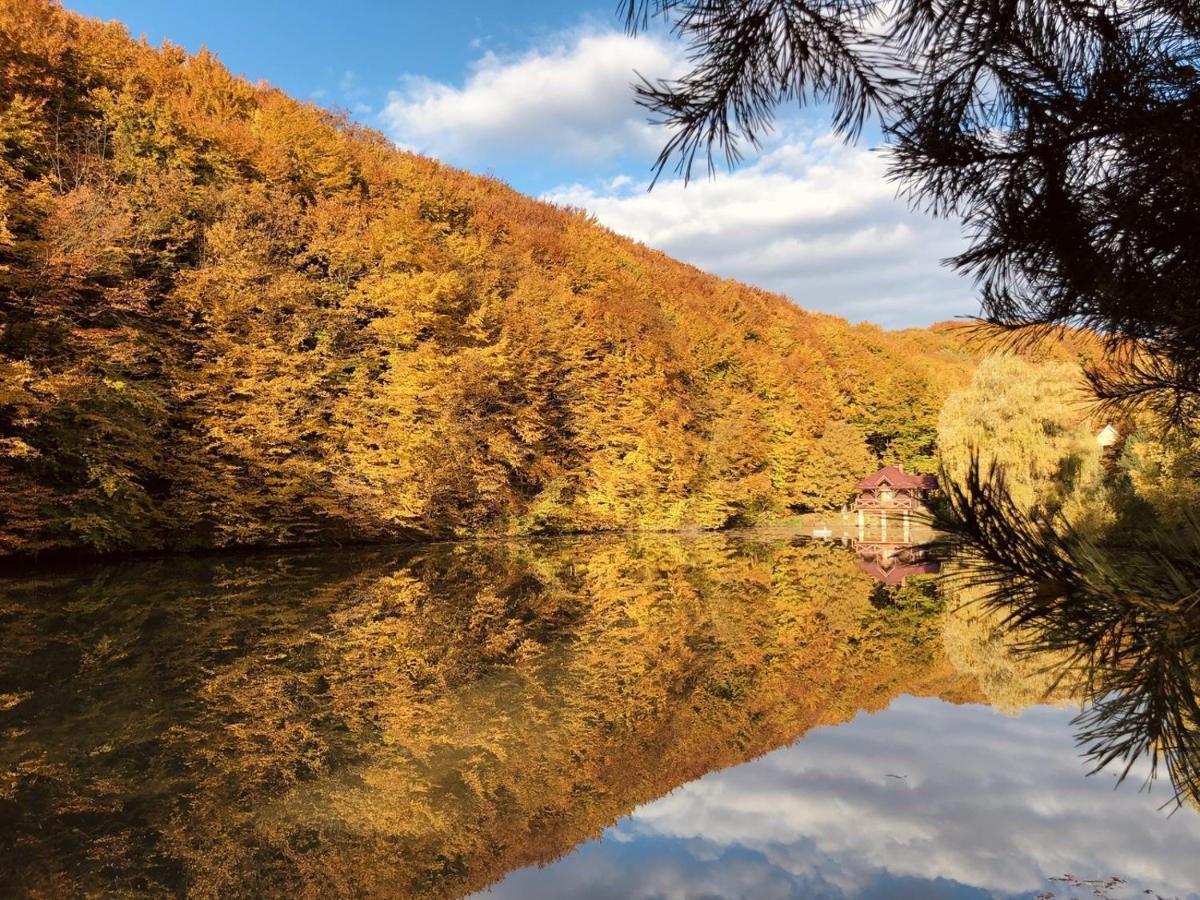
[1, 533, 1196, 899]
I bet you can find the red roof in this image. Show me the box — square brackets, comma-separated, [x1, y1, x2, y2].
[857, 559, 941, 584]
[855, 465, 938, 491]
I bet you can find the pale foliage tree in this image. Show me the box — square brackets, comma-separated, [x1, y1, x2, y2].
[938, 354, 1112, 531]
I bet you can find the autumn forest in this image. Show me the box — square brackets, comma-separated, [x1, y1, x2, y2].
[0, 0, 1065, 558]
[4, 1, 1200, 897]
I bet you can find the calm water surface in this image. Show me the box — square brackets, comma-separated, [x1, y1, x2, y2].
[1, 532, 1196, 899]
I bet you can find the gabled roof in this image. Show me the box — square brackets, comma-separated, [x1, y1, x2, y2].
[855, 465, 938, 491]
[858, 559, 941, 584]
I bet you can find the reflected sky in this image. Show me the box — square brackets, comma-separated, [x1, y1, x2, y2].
[477, 696, 1200, 900]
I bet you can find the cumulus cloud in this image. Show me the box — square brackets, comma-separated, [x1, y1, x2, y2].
[479, 697, 1200, 899]
[379, 23, 979, 328]
[543, 136, 978, 328]
[380, 30, 681, 162]
[377, 25, 976, 327]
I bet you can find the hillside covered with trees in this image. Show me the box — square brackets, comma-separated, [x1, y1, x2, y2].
[0, 1, 995, 556]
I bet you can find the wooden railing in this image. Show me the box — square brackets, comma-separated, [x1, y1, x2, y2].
[852, 494, 920, 511]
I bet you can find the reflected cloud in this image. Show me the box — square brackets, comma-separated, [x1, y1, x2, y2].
[480, 698, 1200, 900]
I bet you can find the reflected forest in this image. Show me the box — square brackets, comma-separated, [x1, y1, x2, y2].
[3, 1, 1200, 898]
[0, 535, 1026, 897]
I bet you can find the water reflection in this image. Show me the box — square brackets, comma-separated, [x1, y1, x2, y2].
[0, 532, 1194, 898]
[854, 540, 940, 585]
[478, 698, 1200, 899]
[0, 535, 961, 898]
[801, 510, 941, 585]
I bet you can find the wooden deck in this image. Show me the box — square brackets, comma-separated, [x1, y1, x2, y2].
[790, 510, 936, 547]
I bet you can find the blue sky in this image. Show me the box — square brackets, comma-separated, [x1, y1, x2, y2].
[65, 0, 978, 328]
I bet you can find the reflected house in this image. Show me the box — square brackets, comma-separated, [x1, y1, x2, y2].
[855, 543, 940, 585]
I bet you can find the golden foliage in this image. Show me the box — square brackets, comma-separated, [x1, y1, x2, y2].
[938, 354, 1112, 529]
[0, 1, 977, 555]
[1118, 418, 1200, 527]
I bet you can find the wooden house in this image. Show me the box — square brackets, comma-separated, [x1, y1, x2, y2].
[852, 465, 938, 512]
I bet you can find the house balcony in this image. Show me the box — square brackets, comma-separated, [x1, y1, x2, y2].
[852, 493, 921, 511]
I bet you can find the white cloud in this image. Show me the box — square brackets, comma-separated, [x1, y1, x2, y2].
[380, 30, 681, 163]
[543, 136, 977, 328]
[377, 25, 976, 327]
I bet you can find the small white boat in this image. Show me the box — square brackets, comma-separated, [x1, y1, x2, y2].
[812, 527, 833, 539]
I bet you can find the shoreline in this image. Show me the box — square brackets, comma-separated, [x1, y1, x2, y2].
[0, 511, 941, 576]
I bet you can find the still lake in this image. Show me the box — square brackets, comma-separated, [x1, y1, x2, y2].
[2, 532, 1197, 899]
